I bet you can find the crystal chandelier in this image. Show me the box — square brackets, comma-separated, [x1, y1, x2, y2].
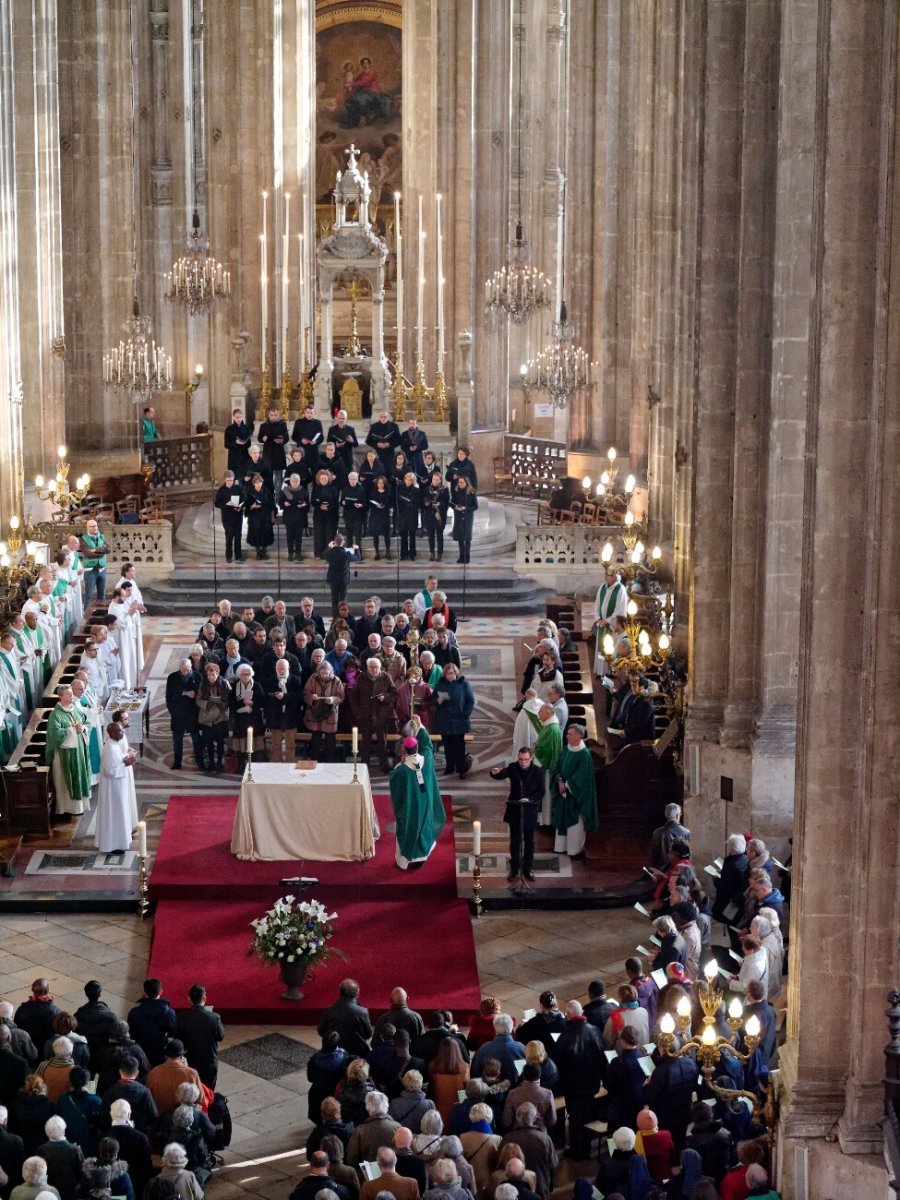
[103, 299, 173, 397]
[485, 223, 552, 324]
[484, 8, 551, 324]
[164, 209, 231, 315]
[525, 303, 592, 407]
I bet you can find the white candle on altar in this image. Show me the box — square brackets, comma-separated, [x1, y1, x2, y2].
[394, 193, 404, 371]
[137, 820, 147, 858]
[472, 819, 481, 857]
[282, 193, 290, 373]
[297, 232, 305, 367]
[352, 726, 359, 756]
[436, 192, 445, 365]
[417, 194, 425, 368]
[247, 727, 253, 759]
[261, 192, 269, 361]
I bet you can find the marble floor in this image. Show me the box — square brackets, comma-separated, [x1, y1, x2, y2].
[0, 904, 651, 1200]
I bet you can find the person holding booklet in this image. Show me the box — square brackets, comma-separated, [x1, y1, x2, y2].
[214, 470, 246, 563]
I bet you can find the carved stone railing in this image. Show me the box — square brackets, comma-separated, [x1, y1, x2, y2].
[35, 522, 173, 581]
[143, 432, 212, 489]
[514, 524, 625, 592]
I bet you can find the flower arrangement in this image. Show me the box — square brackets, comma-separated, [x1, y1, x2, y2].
[249, 895, 339, 969]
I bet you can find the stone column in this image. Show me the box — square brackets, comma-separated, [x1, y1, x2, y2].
[0, 0, 24, 523]
[780, 0, 900, 1158]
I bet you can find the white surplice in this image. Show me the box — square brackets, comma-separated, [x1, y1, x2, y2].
[95, 738, 134, 854]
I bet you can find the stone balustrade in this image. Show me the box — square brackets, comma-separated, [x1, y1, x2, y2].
[35, 522, 173, 581]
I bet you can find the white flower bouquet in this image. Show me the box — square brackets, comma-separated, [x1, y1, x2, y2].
[249, 895, 340, 969]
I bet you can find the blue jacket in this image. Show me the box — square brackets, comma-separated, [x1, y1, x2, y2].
[470, 1033, 527, 1085]
[433, 675, 475, 735]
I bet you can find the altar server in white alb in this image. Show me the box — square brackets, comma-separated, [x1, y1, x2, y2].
[107, 586, 140, 689]
[95, 722, 137, 854]
[593, 565, 628, 676]
[115, 564, 146, 674]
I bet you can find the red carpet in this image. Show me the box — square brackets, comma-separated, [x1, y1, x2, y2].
[147, 791, 481, 1024]
[147, 894, 481, 1024]
[149, 794, 458, 902]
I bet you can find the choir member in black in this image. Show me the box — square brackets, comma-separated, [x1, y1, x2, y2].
[292, 402, 324, 472]
[286, 445, 313, 486]
[359, 447, 387, 494]
[243, 445, 273, 493]
[264, 659, 303, 762]
[400, 416, 428, 476]
[446, 446, 478, 490]
[368, 474, 393, 560]
[341, 470, 368, 548]
[224, 408, 254, 473]
[489, 747, 545, 882]
[214, 470, 246, 563]
[317, 439, 348, 489]
[281, 472, 310, 562]
[244, 473, 277, 559]
[396, 470, 421, 561]
[450, 476, 478, 564]
[417, 448, 440, 486]
[229, 663, 265, 768]
[327, 409, 359, 470]
[366, 408, 401, 471]
[323, 532, 356, 616]
[421, 469, 450, 562]
[311, 468, 341, 558]
[258, 405, 289, 494]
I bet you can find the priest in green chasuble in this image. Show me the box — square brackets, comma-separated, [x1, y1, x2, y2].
[532, 702, 562, 825]
[551, 724, 598, 857]
[389, 729, 445, 870]
[45, 684, 92, 816]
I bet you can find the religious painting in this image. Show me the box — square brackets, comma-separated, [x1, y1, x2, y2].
[315, 9, 402, 208]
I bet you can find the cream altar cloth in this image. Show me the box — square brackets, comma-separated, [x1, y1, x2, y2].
[230, 761, 380, 862]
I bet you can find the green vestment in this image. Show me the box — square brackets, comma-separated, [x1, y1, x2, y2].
[389, 741, 445, 863]
[45, 702, 92, 801]
[551, 744, 599, 835]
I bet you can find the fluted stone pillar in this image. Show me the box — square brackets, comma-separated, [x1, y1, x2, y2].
[0, 0, 24, 524]
[780, 0, 900, 1161]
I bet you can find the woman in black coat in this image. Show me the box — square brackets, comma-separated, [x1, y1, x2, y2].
[340, 471, 368, 549]
[395, 471, 421, 561]
[450, 478, 478, 564]
[244, 475, 276, 559]
[281, 474, 310, 562]
[445, 447, 478, 491]
[359, 447, 387, 495]
[311, 469, 341, 558]
[367, 475, 393, 560]
[421, 470, 450, 562]
[229, 664, 265, 768]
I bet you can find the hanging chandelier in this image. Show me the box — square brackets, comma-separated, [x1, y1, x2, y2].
[164, 209, 231, 315]
[525, 302, 592, 407]
[485, 222, 552, 324]
[483, 9, 550, 325]
[103, 298, 173, 397]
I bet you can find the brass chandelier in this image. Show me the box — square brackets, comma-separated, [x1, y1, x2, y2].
[164, 210, 231, 315]
[525, 302, 592, 407]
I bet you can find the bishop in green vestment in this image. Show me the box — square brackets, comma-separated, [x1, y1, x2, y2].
[45, 687, 92, 815]
[389, 731, 445, 870]
[532, 703, 562, 825]
[551, 725, 598, 856]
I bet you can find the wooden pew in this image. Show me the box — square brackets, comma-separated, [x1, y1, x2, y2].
[2, 707, 53, 835]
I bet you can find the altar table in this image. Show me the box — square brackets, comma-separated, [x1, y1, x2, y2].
[230, 761, 380, 862]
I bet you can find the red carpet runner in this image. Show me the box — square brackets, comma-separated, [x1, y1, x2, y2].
[147, 794, 481, 1023]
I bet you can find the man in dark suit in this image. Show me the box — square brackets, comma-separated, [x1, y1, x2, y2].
[296, 596, 327, 640]
[491, 747, 545, 883]
[100, 1056, 159, 1134]
[739, 979, 777, 1065]
[366, 410, 400, 472]
[13, 981, 59, 1054]
[258, 405, 289, 494]
[127, 979, 176, 1067]
[551, 1000, 603, 1160]
[292, 403, 324, 473]
[0, 1026, 27, 1109]
[399, 418, 428, 476]
[327, 410, 359, 471]
[289, 1150, 354, 1200]
[317, 979, 372, 1057]
[73, 981, 118, 1063]
[165, 660, 204, 770]
[174, 984, 225, 1089]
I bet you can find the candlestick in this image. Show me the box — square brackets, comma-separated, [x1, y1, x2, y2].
[298, 232, 305, 371]
[472, 853, 483, 919]
[261, 192, 269, 362]
[138, 855, 150, 919]
[282, 193, 290, 374]
[137, 820, 147, 858]
[352, 726, 359, 757]
[417, 194, 425, 368]
[472, 819, 481, 856]
[394, 193, 404, 373]
[247, 727, 253, 759]
[436, 193, 445, 364]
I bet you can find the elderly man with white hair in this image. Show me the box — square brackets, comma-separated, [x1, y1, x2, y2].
[35, 1039, 75, 1103]
[752, 906, 784, 1000]
[0, 1003, 36, 1065]
[346, 1093, 401, 1172]
[158, 1143, 203, 1200]
[649, 803, 691, 872]
[498, 1104, 557, 1200]
[107, 1098, 153, 1198]
[35, 1117, 82, 1200]
[11, 1155, 59, 1200]
[470, 1015, 526, 1086]
[744, 1162, 780, 1198]
[713, 832, 751, 922]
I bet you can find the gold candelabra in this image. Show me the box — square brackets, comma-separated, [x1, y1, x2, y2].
[472, 854, 484, 918]
[600, 597, 670, 676]
[657, 960, 761, 1085]
[411, 360, 428, 421]
[256, 341, 273, 421]
[391, 359, 408, 420]
[137, 856, 150, 919]
[34, 446, 92, 520]
[185, 364, 204, 399]
[280, 356, 294, 421]
[343, 277, 364, 358]
[300, 334, 314, 407]
[432, 368, 448, 422]
[601, 530, 662, 584]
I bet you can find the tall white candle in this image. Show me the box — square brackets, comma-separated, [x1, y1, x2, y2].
[417, 194, 425, 368]
[436, 192, 445, 365]
[394, 193, 404, 372]
[282, 193, 290, 374]
[298, 232, 305, 366]
[472, 819, 481, 857]
[261, 191, 269, 363]
[137, 820, 147, 858]
[352, 726, 359, 756]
